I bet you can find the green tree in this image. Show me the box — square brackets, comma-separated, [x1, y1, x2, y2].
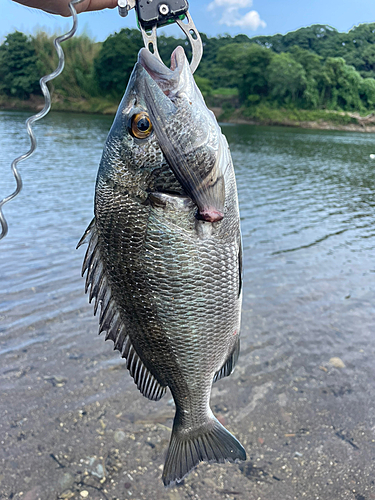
[194, 75, 213, 96]
[0, 31, 40, 98]
[157, 34, 192, 67]
[359, 78, 375, 109]
[196, 33, 251, 88]
[94, 28, 142, 98]
[215, 43, 252, 89]
[215, 43, 272, 103]
[358, 44, 375, 78]
[322, 57, 362, 110]
[287, 46, 323, 107]
[268, 52, 307, 105]
[239, 44, 273, 103]
[251, 25, 343, 58]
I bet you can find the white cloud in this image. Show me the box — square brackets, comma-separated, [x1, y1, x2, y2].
[208, 0, 253, 10]
[223, 9, 266, 29]
[207, 0, 266, 31]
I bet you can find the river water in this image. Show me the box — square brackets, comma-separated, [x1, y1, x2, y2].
[1, 111, 375, 500]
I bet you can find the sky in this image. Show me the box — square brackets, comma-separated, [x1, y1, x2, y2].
[2, 0, 375, 42]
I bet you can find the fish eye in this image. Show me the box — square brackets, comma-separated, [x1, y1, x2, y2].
[130, 112, 153, 139]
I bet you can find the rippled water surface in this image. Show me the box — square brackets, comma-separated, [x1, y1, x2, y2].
[1, 111, 375, 499]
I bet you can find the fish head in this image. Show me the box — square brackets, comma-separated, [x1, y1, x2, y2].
[97, 62, 174, 203]
[98, 47, 226, 222]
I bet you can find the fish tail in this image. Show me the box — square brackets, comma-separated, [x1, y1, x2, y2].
[162, 411, 246, 487]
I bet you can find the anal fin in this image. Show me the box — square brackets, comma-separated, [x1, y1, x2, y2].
[213, 338, 240, 383]
[78, 218, 166, 402]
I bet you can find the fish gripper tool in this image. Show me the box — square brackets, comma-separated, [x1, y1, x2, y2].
[117, 0, 203, 74]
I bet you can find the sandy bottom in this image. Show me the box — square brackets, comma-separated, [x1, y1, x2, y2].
[1, 311, 375, 500]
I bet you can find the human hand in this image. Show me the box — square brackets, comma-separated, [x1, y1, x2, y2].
[13, 0, 118, 17]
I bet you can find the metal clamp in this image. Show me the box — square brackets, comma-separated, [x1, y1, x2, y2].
[117, 0, 202, 74]
[118, 0, 135, 17]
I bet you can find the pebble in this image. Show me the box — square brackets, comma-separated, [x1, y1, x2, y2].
[58, 472, 74, 490]
[202, 477, 217, 489]
[80, 491, 89, 498]
[114, 430, 126, 443]
[44, 375, 67, 387]
[167, 491, 181, 500]
[329, 357, 346, 368]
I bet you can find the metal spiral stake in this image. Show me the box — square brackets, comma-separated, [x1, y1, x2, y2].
[0, 0, 84, 240]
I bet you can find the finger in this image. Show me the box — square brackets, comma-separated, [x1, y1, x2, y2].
[76, 0, 118, 13]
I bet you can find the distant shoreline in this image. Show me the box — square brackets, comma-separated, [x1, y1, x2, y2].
[2, 95, 375, 134]
[220, 115, 375, 134]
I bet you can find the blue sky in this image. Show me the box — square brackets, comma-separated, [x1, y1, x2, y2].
[2, 0, 375, 42]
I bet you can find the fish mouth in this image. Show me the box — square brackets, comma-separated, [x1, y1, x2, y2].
[138, 47, 225, 224]
[138, 46, 186, 98]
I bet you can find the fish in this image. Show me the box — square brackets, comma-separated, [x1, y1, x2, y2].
[77, 45, 246, 486]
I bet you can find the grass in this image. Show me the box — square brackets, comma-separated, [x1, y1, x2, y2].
[51, 96, 119, 115]
[0, 93, 119, 116]
[241, 104, 360, 126]
[211, 87, 239, 97]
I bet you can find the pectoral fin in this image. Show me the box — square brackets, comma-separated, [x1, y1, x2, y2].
[213, 337, 240, 383]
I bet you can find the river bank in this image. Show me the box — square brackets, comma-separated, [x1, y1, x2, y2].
[2, 94, 375, 133]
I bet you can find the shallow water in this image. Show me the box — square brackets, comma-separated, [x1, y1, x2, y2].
[1, 111, 375, 499]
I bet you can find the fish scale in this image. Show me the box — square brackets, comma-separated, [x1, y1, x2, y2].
[78, 46, 246, 486]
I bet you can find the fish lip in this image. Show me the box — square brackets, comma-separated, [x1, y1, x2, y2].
[196, 209, 224, 223]
[138, 47, 186, 96]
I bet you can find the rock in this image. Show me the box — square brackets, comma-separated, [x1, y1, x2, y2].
[23, 487, 41, 500]
[114, 430, 126, 443]
[80, 491, 89, 498]
[88, 457, 105, 479]
[167, 490, 181, 500]
[278, 393, 287, 407]
[329, 357, 346, 369]
[44, 375, 67, 387]
[60, 492, 75, 499]
[202, 478, 217, 489]
[58, 472, 74, 491]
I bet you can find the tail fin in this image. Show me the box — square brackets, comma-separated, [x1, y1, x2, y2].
[162, 413, 246, 487]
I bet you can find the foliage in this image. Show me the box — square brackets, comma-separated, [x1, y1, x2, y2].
[194, 75, 213, 96]
[268, 52, 307, 105]
[94, 28, 142, 98]
[2, 22, 375, 118]
[32, 32, 102, 99]
[322, 57, 362, 110]
[215, 43, 273, 103]
[243, 104, 359, 125]
[0, 31, 40, 98]
[359, 78, 375, 108]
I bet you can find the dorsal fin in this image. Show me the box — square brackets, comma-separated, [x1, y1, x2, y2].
[213, 337, 240, 383]
[77, 219, 167, 402]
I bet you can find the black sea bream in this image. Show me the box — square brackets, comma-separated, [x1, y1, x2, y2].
[78, 46, 246, 486]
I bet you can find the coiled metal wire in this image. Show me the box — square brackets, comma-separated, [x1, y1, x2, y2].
[0, 0, 84, 240]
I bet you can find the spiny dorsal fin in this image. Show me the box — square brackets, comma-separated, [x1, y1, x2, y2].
[213, 337, 240, 383]
[78, 218, 167, 402]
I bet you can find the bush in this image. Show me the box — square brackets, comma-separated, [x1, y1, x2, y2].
[0, 31, 40, 98]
